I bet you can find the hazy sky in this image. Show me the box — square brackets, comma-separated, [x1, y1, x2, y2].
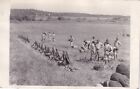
[11, 0, 131, 16]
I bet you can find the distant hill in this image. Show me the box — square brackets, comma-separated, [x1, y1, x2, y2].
[10, 9, 130, 24]
[11, 9, 130, 17]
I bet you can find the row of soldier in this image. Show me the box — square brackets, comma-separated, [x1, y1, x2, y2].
[31, 41, 71, 66]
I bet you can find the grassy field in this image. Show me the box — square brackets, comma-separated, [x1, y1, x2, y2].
[10, 21, 130, 86]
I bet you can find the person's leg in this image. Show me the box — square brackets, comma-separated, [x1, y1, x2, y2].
[97, 50, 99, 61]
[90, 50, 93, 61]
[70, 42, 74, 48]
[104, 55, 107, 64]
[95, 50, 99, 61]
[114, 48, 118, 60]
[114, 51, 116, 60]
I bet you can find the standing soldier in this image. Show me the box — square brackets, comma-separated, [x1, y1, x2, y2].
[52, 32, 55, 42]
[90, 40, 96, 61]
[41, 32, 47, 43]
[104, 39, 112, 64]
[113, 37, 121, 60]
[68, 35, 74, 48]
[48, 32, 52, 41]
[95, 40, 104, 61]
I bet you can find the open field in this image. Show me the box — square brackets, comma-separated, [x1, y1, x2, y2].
[10, 21, 130, 86]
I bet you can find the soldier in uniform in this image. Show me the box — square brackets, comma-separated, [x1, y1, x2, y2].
[68, 35, 74, 48]
[113, 37, 121, 60]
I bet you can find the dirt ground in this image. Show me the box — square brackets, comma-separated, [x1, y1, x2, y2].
[10, 21, 130, 86]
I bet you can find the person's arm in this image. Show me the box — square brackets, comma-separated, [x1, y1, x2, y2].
[118, 41, 121, 46]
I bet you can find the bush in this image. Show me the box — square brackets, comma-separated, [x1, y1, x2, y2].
[57, 16, 65, 21]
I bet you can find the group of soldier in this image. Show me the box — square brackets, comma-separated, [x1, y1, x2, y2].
[41, 32, 55, 42]
[40, 31, 121, 64]
[68, 35, 121, 63]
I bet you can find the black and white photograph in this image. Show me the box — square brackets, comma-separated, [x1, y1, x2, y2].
[9, 0, 131, 87]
